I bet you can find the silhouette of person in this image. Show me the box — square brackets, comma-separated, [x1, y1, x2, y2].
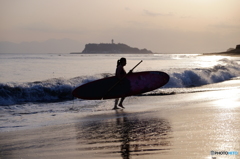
[113, 57, 130, 109]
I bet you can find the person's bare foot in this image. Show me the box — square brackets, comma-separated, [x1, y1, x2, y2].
[118, 104, 125, 109]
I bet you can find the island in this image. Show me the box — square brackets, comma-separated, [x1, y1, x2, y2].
[80, 40, 152, 54]
[203, 44, 240, 56]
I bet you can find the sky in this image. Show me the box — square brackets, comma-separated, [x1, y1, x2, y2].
[0, 0, 240, 53]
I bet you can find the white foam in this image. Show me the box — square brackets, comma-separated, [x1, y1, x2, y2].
[164, 58, 240, 88]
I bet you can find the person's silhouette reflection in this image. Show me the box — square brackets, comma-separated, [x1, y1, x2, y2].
[116, 112, 130, 159]
[75, 111, 172, 159]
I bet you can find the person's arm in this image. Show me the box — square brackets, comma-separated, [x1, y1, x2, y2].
[116, 66, 126, 79]
[116, 66, 122, 79]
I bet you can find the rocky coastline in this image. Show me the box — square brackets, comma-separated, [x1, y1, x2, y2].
[81, 43, 152, 54]
[203, 44, 240, 56]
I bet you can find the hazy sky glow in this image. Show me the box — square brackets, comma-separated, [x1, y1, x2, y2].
[1, 0, 240, 53]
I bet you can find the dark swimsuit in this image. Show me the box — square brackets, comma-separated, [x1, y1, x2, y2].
[116, 65, 126, 79]
[115, 65, 130, 96]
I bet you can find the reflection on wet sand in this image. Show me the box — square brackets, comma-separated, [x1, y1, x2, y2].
[75, 111, 172, 158]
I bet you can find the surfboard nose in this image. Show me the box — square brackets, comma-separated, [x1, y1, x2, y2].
[162, 72, 170, 84]
[153, 71, 170, 82]
[153, 71, 169, 85]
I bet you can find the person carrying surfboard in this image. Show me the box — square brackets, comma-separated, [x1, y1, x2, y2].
[113, 57, 129, 109]
[72, 59, 170, 106]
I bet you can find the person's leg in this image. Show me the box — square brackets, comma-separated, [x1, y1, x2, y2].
[113, 98, 119, 109]
[118, 97, 125, 108]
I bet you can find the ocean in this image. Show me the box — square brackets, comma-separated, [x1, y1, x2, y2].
[0, 53, 240, 158]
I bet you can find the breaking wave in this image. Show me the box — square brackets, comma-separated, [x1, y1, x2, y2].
[0, 58, 239, 106]
[165, 58, 240, 88]
[0, 73, 112, 106]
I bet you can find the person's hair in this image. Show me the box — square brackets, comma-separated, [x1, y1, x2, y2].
[117, 57, 126, 67]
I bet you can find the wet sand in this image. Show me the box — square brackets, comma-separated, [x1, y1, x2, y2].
[1, 80, 240, 159]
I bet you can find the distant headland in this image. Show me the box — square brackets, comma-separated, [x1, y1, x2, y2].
[203, 44, 240, 56]
[72, 40, 152, 54]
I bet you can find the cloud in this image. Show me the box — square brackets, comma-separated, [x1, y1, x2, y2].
[105, 25, 240, 53]
[210, 23, 240, 29]
[21, 23, 84, 34]
[143, 10, 174, 17]
[0, 38, 82, 53]
[180, 15, 193, 19]
[124, 7, 131, 11]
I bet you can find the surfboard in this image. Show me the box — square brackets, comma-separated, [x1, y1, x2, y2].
[72, 71, 169, 100]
